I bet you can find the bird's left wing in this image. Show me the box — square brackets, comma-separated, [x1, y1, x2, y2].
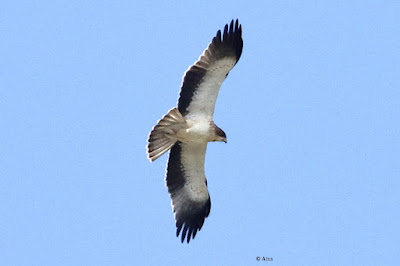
[166, 141, 211, 243]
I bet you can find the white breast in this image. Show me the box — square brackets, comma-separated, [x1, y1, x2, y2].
[177, 119, 212, 143]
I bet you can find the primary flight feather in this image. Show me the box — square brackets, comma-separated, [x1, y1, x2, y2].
[146, 19, 243, 243]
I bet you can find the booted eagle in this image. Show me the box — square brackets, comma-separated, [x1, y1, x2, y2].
[146, 20, 243, 243]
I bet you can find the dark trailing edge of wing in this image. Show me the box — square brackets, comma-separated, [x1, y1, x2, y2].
[166, 142, 185, 196]
[166, 142, 211, 243]
[177, 19, 243, 115]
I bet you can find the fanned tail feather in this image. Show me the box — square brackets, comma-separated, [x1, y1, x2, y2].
[147, 108, 186, 162]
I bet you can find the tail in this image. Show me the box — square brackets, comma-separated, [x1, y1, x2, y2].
[147, 108, 186, 162]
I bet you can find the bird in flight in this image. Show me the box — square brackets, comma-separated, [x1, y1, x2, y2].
[146, 19, 243, 243]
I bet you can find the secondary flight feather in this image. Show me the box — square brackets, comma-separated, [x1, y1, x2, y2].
[146, 19, 243, 243]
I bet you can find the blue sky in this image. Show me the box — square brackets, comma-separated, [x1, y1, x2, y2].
[1, 1, 399, 265]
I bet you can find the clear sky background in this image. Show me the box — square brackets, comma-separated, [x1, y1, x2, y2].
[1, 1, 399, 265]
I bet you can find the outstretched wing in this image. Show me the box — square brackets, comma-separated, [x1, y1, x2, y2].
[177, 19, 243, 119]
[166, 141, 211, 243]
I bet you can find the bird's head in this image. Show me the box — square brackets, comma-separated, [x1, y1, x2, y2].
[214, 126, 227, 143]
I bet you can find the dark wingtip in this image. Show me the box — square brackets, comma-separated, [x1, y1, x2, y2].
[176, 221, 183, 238]
[215, 19, 243, 62]
[174, 197, 211, 244]
[223, 24, 229, 39]
[216, 30, 222, 43]
[181, 225, 188, 243]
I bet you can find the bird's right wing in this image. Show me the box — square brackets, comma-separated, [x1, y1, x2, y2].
[177, 19, 243, 119]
